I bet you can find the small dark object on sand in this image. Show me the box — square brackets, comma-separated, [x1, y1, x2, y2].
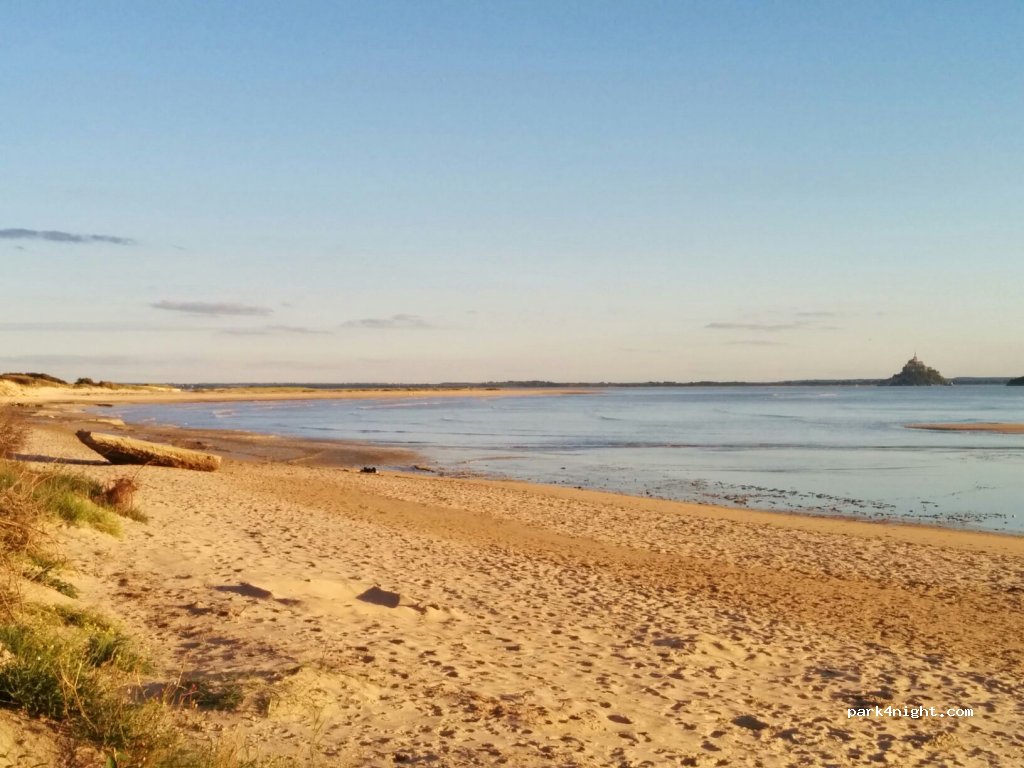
[357, 585, 400, 608]
[360, 466, 377, 474]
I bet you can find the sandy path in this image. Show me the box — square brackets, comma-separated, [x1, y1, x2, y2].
[23, 425, 1024, 767]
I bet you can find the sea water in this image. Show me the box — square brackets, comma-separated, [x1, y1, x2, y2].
[109, 386, 1024, 533]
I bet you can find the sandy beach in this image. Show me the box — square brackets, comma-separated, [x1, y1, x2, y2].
[0, 404, 1019, 767]
[9, 3, 1024, 764]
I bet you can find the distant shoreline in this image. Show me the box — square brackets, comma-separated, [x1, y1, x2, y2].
[0, 384, 591, 406]
[176, 377, 1014, 388]
[3, 373, 1018, 405]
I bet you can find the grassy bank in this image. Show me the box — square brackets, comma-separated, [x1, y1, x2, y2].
[0, 408, 270, 767]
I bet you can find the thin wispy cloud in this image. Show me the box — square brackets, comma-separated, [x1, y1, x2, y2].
[264, 324, 331, 335]
[221, 325, 331, 336]
[0, 322, 182, 333]
[726, 340, 788, 347]
[615, 346, 668, 354]
[238, 359, 349, 371]
[706, 312, 840, 333]
[0, 353, 142, 366]
[706, 322, 807, 332]
[152, 300, 273, 317]
[0, 228, 135, 245]
[340, 314, 430, 329]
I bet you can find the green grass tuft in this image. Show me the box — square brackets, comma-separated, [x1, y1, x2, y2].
[31, 473, 123, 535]
[24, 554, 79, 598]
[49, 491, 122, 535]
[87, 626, 149, 673]
[0, 610, 272, 767]
[0, 616, 166, 754]
[0, 622, 73, 719]
[177, 678, 246, 712]
[52, 604, 115, 629]
[116, 505, 149, 523]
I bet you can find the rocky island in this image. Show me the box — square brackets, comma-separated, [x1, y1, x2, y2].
[880, 355, 950, 386]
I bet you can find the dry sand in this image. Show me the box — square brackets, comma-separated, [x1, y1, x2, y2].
[8, 417, 1024, 767]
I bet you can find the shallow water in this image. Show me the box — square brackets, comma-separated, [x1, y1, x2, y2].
[110, 386, 1024, 533]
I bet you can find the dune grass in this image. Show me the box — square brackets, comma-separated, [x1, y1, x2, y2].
[0, 615, 155, 738]
[24, 551, 79, 598]
[0, 462, 149, 537]
[0, 453, 272, 767]
[33, 473, 123, 535]
[0, 608, 270, 767]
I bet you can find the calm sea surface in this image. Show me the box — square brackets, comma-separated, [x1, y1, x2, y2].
[110, 386, 1024, 533]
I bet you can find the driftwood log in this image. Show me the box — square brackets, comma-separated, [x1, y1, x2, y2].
[76, 430, 221, 472]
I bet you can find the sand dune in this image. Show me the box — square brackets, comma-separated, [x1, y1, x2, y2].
[18, 422, 1024, 766]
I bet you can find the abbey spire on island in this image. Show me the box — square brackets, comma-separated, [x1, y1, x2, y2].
[880, 355, 950, 386]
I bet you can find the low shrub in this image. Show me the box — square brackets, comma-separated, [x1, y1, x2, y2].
[0, 466, 50, 593]
[0, 407, 29, 459]
[101, 478, 148, 522]
[0, 484, 41, 557]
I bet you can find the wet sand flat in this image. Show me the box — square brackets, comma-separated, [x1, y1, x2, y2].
[906, 422, 1024, 434]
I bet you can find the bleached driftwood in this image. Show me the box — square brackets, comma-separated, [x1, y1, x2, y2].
[76, 430, 221, 472]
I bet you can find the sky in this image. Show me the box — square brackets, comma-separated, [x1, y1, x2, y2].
[3, 1, 1023, 383]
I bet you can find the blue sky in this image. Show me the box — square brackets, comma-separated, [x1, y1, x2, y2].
[3, 2, 1022, 382]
